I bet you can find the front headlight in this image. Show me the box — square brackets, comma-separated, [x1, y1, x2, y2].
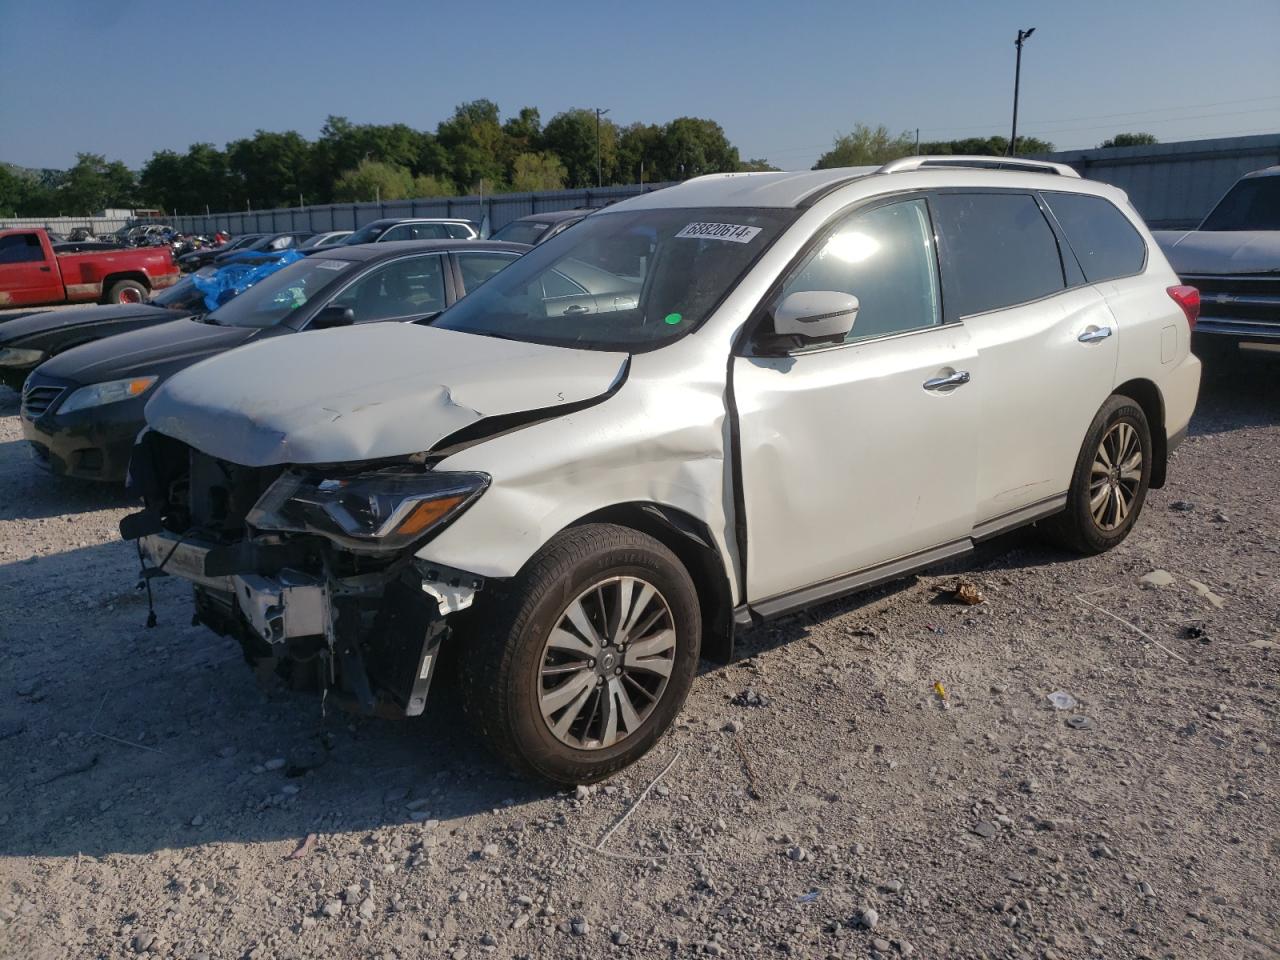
[247, 468, 489, 553]
[58, 376, 158, 415]
[0, 347, 44, 368]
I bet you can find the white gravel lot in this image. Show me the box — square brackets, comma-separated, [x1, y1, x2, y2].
[0, 347, 1276, 960]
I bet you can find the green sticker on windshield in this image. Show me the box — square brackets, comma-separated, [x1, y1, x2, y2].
[664, 312, 683, 325]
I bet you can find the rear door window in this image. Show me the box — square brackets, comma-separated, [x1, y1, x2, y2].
[930, 193, 1066, 318]
[1042, 191, 1146, 282]
[456, 252, 521, 293]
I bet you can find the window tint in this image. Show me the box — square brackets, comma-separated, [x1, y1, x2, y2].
[0, 233, 46, 264]
[329, 254, 445, 322]
[931, 193, 1065, 317]
[379, 225, 413, 243]
[491, 220, 550, 245]
[445, 223, 474, 239]
[776, 198, 941, 344]
[1199, 176, 1280, 231]
[1043, 192, 1146, 282]
[456, 252, 519, 292]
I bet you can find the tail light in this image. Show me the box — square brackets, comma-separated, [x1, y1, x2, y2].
[1167, 285, 1199, 331]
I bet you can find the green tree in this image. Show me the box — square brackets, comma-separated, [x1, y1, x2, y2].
[616, 122, 663, 184]
[333, 160, 414, 202]
[141, 143, 235, 214]
[436, 99, 507, 191]
[917, 135, 1055, 156]
[501, 106, 543, 176]
[542, 109, 618, 187]
[1100, 132, 1158, 148]
[813, 125, 915, 168]
[410, 173, 454, 198]
[227, 130, 310, 208]
[59, 153, 137, 213]
[0, 163, 55, 216]
[656, 117, 740, 180]
[739, 157, 780, 172]
[510, 151, 567, 192]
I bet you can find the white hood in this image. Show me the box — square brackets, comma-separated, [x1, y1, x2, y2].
[145, 324, 628, 466]
[1152, 229, 1280, 276]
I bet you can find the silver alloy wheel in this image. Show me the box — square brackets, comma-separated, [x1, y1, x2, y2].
[1089, 421, 1143, 531]
[537, 575, 676, 750]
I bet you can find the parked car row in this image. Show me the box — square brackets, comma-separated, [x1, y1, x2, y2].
[45, 156, 1196, 785]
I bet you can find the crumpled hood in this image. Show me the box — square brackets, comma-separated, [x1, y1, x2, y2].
[145, 323, 629, 466]
[1152, 229, 1280, 276]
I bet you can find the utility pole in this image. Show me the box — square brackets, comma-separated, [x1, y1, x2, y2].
[915, 128, 920, 155]
[1009, 27, 1036, 156]
[595, 107, 610, 187]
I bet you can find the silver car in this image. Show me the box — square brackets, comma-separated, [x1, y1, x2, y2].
[125, 157, 1201, 784]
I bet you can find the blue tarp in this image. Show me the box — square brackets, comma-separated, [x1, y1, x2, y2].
[191, 250, 305, 312]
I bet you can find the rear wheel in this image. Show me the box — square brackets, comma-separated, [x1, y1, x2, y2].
[105, 279, 147, 304]
[1042, 394, 1151, 554]
[459, 524, 701, 784]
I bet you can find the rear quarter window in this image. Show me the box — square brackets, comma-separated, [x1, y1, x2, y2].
[1043, 191, 1146, 283]
[930, 193, 1065, 318]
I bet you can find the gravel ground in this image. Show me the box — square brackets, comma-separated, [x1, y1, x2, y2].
[0, 348, 1276, 960]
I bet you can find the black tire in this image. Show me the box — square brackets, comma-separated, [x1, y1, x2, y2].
[105, 279, 147, 304]
[458, 523, 701, 785]
[1042, 394, 1152, 555]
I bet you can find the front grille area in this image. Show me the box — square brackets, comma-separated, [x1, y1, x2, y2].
[1182, 273, 1280, 325]
[20, 385, 64, 419]
[187, 449, 281, 540]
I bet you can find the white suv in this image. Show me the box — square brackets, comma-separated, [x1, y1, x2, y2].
[124, 157, 1202, 784]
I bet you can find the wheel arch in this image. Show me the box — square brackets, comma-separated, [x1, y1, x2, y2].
[100, 271, 152, 295]
[569, 502, 736, 663]
[1112, 378, 1167, 488]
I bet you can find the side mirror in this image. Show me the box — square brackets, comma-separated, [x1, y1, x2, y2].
[773, 290, 859, 343]
[311, 305, 355, 329]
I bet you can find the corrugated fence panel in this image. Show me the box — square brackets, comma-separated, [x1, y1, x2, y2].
[1040, 133, 1280, 228]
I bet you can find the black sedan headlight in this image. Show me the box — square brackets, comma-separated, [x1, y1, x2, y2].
[247, 468, 489, 554]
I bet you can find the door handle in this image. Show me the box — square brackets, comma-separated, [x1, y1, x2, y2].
[38, 266, 51, 272]
[923, 370, 971, 391]
[1078, 326, 1113, 343]
[563, 304, 590, 315]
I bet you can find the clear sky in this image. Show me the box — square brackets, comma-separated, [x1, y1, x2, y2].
[1, 0, 1277, 172]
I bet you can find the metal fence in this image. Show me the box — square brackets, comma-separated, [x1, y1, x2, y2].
[1038, 133, 1280, 228]
[0, 214, 134, 234]
[159, 183, 679, 238]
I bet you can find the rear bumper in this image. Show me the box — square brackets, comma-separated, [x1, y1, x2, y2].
[1163, 352, 1201, 451]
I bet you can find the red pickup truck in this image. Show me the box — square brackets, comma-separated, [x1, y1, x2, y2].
[0, 228, 180, 309]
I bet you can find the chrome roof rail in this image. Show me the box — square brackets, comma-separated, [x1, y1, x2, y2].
[877, 156, 1082, 178]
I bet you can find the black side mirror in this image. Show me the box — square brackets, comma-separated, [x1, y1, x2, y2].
[311, 305, 355, 329]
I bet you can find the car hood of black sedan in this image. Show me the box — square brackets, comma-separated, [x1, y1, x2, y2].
[0, 303, 180, 346]
[34, 317, 261, 386]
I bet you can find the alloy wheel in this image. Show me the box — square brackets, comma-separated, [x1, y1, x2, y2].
[1089, 420, 1143, 531]
[537, 575, 676, 750]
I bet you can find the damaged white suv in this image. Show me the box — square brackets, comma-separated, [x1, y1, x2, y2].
[123, 157, 1202, 784]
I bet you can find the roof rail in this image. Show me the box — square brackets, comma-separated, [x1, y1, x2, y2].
[877, 156, 1081, 178]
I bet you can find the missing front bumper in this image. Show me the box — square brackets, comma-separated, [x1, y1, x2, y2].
[136, 531, 453, 716]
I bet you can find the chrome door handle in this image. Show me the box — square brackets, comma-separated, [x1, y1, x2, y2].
[923, 370, 971, 391]
[563, 304, 590, 315]
[1078, 326, 1113, 343]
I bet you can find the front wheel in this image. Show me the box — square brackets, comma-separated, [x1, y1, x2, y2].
[1042, 394, 1152, 554]
[459, 524, 701, 784]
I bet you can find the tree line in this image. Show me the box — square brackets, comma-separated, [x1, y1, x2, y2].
[0, 100, 763, 217]
[0, 102, 1160, 218]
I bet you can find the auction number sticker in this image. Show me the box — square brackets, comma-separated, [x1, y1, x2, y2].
[675, 222, 762, 243]
[315, 260, 348, 270]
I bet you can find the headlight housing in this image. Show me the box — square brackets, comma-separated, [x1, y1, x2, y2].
[247, 468, 489, 553]
[58, 376, 158, 415]
[0, 347, 44, 368]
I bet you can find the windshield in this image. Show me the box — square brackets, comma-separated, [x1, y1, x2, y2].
[343, 222, 390, 245]
[1201, 176, 1280, 231]
[433, 207, 794, 350]
[150, 277, 205, 311]
[491, 220, 553, 245]
[204, 257, 355, 328]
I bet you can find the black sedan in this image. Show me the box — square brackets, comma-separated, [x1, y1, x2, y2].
[20, 240, 529, 481]
[177, 234, 264, 272]
[0, 278, 208, 391]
